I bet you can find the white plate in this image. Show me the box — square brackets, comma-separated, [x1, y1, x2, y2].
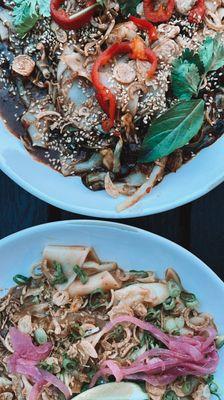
[0, 119, 224, 218]
[0, 220, 223, 397]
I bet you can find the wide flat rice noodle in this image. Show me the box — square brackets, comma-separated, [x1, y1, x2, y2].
[43, 245, 100, 291]
[68, 271, 121, 297]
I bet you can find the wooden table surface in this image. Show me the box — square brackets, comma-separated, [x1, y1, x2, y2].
[1, 170, 224, 281]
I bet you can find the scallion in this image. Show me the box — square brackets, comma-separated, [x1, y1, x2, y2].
[182, 376, 199, 395]
[163, 296, 176, 311]
[163, 390, 178, 400]
[62, 357, 78, 372]
[129, 270, 149, 278]
[168, 279, 181, 298]
[89, 288, 108, 309]
[13, 274, 30, 286]
[73, 265, 88, 285]
[216, 335, 224, 349]
[180, 292, 199, 309]
[52, 262, 68, 286]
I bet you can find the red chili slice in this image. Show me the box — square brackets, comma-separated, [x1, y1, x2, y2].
[129, 16, 158, 43]
[50, 0, 98, 30]
[188, 0, 206, 23]
[91, 38, 158, 131]
[143, 0, 175, 22]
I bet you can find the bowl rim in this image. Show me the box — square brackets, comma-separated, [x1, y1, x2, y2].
[1, 143, 224, 219]
[0, 219, 223, 290]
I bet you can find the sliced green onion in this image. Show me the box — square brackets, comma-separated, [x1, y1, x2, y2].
[34, 328, 48, 344]
[62, 357, 78, 372]
[39, 361, 54, 373]
[110, 325, 124, 341]
[73, 265, 88, 285]
[89, 288, 108, 309]
[163, 296, 176, 311]
[180, 292, 199, 309]
[182, 376, 199, 395]
[216, 335, 224, 349]
[163, 390, 178, 400]
[164, 316, 184, 334]
[70, 323, 84, 342]
[52, 262, 68, 286]
[145, 307, 161, 322]
[207, 375, 222, 400]
[168, 280, 181, 298]
[13, 274, 30, 286]
[129, 270, 148, 278]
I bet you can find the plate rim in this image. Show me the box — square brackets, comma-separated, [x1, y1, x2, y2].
[0, 219, 223, 290]
[1, 135, 224, 219]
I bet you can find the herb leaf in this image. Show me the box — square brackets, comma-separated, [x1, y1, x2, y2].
[73, 265, 89, 285]
[138, 99, 204, 163]
[199, 35, 224, 73]
[13, 0, 50, 36]
[117, 0, 142, 16]
[172, 59, 200, 100]
[52, 262, 68, 286]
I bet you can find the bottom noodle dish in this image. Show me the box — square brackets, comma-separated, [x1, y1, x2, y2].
[0, 245, 223, 400]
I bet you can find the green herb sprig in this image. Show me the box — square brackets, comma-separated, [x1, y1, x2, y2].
[73, 265, 89, 285]
[13, 0, 51, 37]
[52, 262, 68, 286]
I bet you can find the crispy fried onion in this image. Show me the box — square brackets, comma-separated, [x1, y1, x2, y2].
[183, 308, 211, 331]
[117, 158, 167, 212]
[205, 8, 224, 31]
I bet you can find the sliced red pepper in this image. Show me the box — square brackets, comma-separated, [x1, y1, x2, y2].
[50, 0, 98, 30]
[129, 16, 158, 43]
[143, 0, 175, 22]
[91, 38, 158, 131]
[188, 0, 205, 23]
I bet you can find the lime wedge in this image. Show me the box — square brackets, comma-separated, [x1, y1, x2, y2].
[73, 382, 148, 400]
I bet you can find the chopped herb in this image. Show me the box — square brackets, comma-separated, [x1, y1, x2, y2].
[117, 0, 142, 16]
[62, 357, 78, 372]
[182, 376, 199, 395]
[13, 274, 30, 286]
[168, 280, 181, 298]
[110, 325, 124, 341]
[145, 307, 161, 323]
[199, 35, 224, 73]
[13, 0, 51, 37]
[39, 361, 54, 373]
[163, 296, 176, 311]
[129, 270, 149, 278]
[89, 288, 108, 310]
[180, 292, 199, 309]
[216, 335, 224, 349]
[34, 328, 48, 344]
[140, 331, 163, 349]
[163, 390, 178, 400]
[73, 265, 89, 285]
[51, 262, 68, 286]
[171, 56, 201, 100]
[207, 375, 222, 399]
[70, 323, 85, 342]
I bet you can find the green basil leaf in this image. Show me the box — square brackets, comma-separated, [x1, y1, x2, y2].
[38, 0, 51, 17]
[171, 59, 200, 100]
[117, 0, 142, 16]
[13, 0, 50, 36]
[182, 48, 205, 74]
[138, 99, 205, 163]
[199, 35, 224, 73]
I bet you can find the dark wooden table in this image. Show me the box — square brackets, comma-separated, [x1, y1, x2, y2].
[1, 170, 224, 281]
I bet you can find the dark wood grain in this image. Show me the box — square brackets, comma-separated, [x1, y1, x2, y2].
[0, 171, 48, 238]
[190, 183, 224, 280]
[0, 170, 223, 281]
